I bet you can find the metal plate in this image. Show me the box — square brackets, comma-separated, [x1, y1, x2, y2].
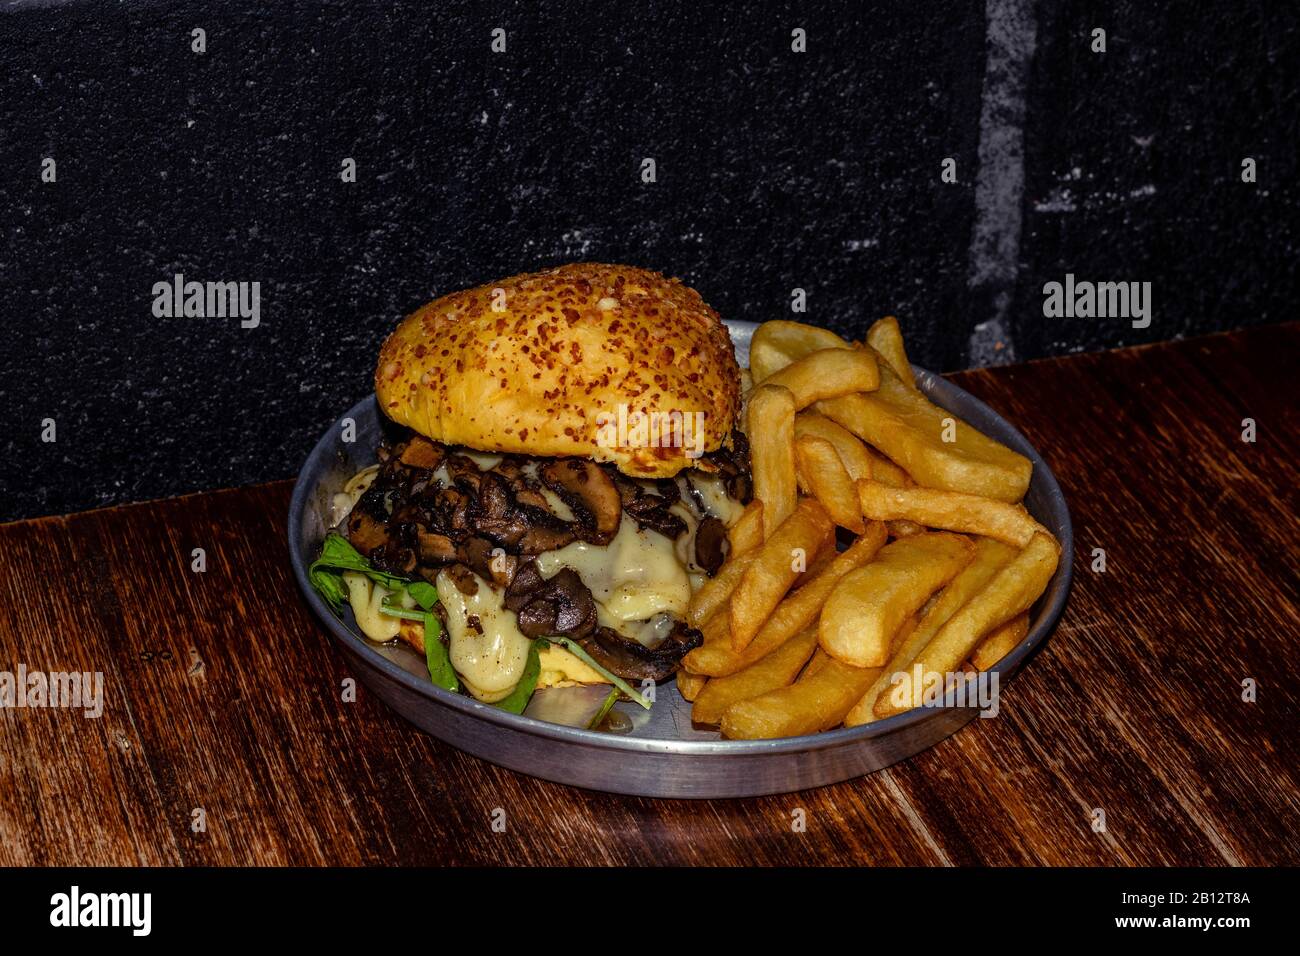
[288, 320, 1073, 798]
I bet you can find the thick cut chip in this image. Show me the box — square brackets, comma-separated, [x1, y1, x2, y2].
[796, 436, 866, 533]
[731, 499, 834, 651]
[721, 657, 882, 738]
[762, 348, 880, 409]
[747, 384, 798, 535]
[820, 532, 975, 667]
[847, 537, 1017, 726]
[971, 613, 1029, 671]
[858, 480, 1047, 547]
[684, 522, 886, 676]
[866, 316, 916, 389]
[875, 532, 1059, 718]
[816, 361, 1031, 502]
[692, 627, 819, 725]
[749, 320, 853, 383]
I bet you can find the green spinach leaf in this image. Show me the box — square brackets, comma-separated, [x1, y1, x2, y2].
[406, 580, 439, 611]
[308, 532, 412, 612]
[491, 639, 543, 714]
[587, 686, 621, 730]
[423, 610, 458, 692]
[311, 533, 457, 694]
[550, 637, 652, 710]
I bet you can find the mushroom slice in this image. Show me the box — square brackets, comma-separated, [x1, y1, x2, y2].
[516, 513, 578, 555]
[347, 511, 392, 555]
[459, 535, 517, 588]
[398, 435, 445, 470]
[508, 568, 599, 640]
[623, 497, 687, 539]
[539, 458, 622, 545]
[417, 531, 459, 564]
[443, 454, 483, 492]
[572, 623, 703, 683]
[476, 472, 512, 520]
[694, 516, 727, 576]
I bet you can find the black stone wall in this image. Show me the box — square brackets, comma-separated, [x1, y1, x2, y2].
[1, 0, 1295, 520]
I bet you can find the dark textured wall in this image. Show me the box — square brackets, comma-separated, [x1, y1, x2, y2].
[1016, 0, 1300, 359]
[1, 0, 1296, 520]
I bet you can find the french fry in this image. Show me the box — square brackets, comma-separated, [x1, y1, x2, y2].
[794, 412, 873, 480]
[751, 523, 886, 650]
[794, 533, 837, 587]
[721, 656, 882, 738]
[761, 348, 880, 409]
[848, 537, 1017, 725]
[749, 320, 853, 383]
[696, 603, 732, 648]
[731, 499, 834, 651]
[691, 627, 819, 725]
[683, 522, 887, 676]
[728, 500, 765, 557]
[806, 613, 914, 687]
[888, 519, 925, 538]
[747, 384, 798, 535]
[820, 532, 975, 667]
[795, 436, 866, 533]
[816, 360, 1031, 502]
[676, 669, 709, 702]
[889, 613, 919, 656]
[916, 589, 941, 621]
[794, 411, 912, 487]
[800, 647, 833, 681]
[868, 452, 913, 489]
[687, 552, 756, 627]
[971, 613, 1029, 671]
[858, 479, 1047, 547]
[875, 532, 1059, 718]
[689, 315, 1061, 739]
[865, 316, 916, 389]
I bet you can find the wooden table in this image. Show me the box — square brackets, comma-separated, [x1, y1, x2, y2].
[2, 324, 1296, 866]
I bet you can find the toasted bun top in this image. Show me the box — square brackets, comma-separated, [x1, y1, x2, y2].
[375, 263, 741, 478]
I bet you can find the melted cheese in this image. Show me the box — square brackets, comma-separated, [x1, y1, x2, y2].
[436, 570, 533, 703]
[537, 644, 608, 688]
[688, 472, 745, 527]
[609, 612, 679, 647]
[670, 501, 700, 571]
[345, 451, 743, 682]
[430, 450, 503, 488]
[463, 450, 503, 471]
[536, 514, 691, 642]
[332, 464, 380, 527]
[343, 572, 416, 643]
[539, 487, 576, 522]
[518, 461, 576, 521]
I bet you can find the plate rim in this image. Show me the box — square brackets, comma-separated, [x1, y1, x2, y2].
[288, 320, 1073, 756]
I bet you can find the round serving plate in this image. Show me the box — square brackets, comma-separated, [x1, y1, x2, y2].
[288, 320, 1073, 798]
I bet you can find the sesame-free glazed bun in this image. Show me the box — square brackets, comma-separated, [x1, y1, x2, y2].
[375, 263, 742, 478]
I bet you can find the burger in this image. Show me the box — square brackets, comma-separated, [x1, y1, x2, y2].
[312, 263, 750, 715]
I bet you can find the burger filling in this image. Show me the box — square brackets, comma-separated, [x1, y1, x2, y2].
[335, 433, 751, 701]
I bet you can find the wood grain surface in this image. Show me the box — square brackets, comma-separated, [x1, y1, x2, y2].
[1, 324, 1296, 866]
